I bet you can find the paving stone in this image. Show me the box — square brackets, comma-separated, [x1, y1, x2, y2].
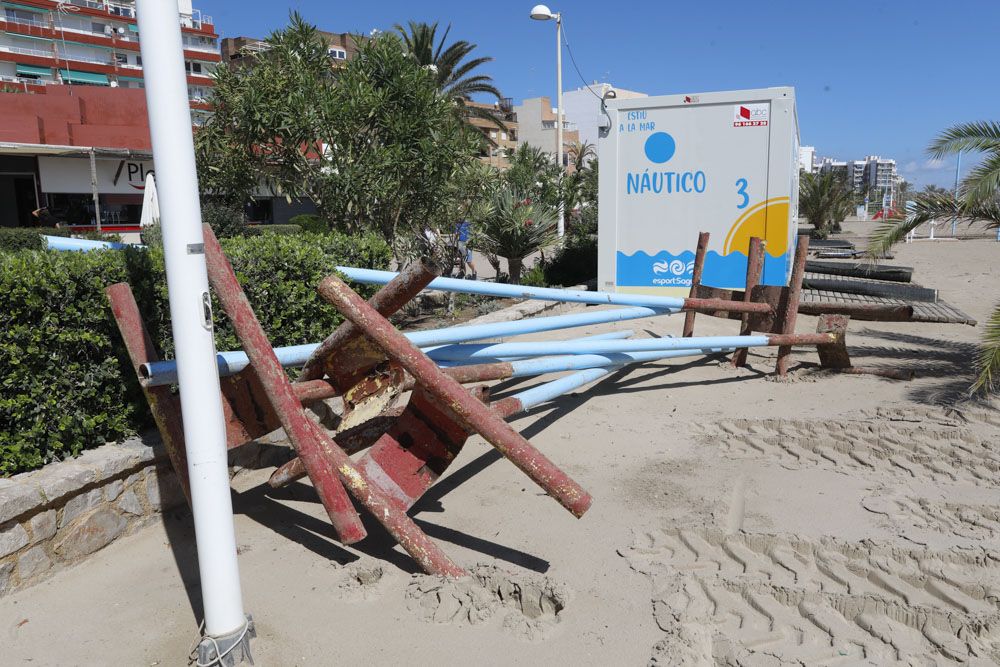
[115, 489, 143, 516]
[0, 483, 43, 525]
[60, 489, 103, 528]
[28, 510, 56, 543]
[53, 508, 127, 559]
[36, 463, 96, 504]
[0, 561, 13, 596]
[73, 446, 137, 481]
[104, 480, 124, 502]
[0, 521, 29, 558]
[16, 546, 51, 580]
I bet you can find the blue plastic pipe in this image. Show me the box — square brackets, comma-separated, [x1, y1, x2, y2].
[44, 235, 133, 251]
[140, 306, 671, 386]
[337, 266, 693, 310]
[426, 335, 770, 362]
[508, 347, 732, 412]
[426, 328, 635, 362]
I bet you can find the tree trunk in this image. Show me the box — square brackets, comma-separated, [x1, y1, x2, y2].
[508, 257, 524, 285]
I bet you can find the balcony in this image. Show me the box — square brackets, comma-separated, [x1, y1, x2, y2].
[2, 13, 50, 30]
[0, 43, 54, 60]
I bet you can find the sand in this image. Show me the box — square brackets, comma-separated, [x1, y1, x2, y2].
[1, 222, 998, 665]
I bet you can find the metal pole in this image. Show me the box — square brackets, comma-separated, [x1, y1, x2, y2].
[953, 150, 961, 236]
[139, 305, 673, 386]
[135, 0, 252, 661]
[335, 266, 771, 313]
[555, 13, 564, 236]
[88, 149, 101, 232]
[425, 333, 832, 362]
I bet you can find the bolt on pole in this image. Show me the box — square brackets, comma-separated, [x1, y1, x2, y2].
[134, 0, 252, 661]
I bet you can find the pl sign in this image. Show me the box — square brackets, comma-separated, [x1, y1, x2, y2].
[597, 87, 799, 296]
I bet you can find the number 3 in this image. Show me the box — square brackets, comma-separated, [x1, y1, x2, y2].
[735, 178, 749, 209]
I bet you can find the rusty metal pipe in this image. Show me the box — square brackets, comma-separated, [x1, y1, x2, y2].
[317, 273, 594, 519]
[203, 228, 464, 576]
[797, 302, 915, 321]
[299, 259, 439, 382]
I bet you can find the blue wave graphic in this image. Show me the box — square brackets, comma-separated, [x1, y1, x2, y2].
[616, 250, 790, 288]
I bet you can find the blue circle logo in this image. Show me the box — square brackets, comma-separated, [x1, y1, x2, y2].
[644, 132, 676, 163]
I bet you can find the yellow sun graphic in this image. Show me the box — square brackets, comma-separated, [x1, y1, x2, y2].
[722, 197, 790, 257]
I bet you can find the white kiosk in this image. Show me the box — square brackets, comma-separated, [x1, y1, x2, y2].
[597, 87, 799, 296]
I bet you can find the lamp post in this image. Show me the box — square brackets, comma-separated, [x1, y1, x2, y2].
[530, 4, 564, 236]
[135, 0, 253, 663]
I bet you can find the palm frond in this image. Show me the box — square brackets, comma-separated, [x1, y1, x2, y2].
[866, 193, 959, 258]
[928, 121, 1000, 158]
[971, 302, 1000, 394]
[960, 152, 1000, 206]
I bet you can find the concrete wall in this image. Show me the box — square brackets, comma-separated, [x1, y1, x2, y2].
[562, 84, 646, 148]
[0, 86, 151, 150]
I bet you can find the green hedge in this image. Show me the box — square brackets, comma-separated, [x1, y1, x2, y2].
[0, 227, 72, 252]
[0, 231, 391, 475]
[288, 214, 328, 234]
[258, 224, 303, 235]
[543, 232, 597, 287]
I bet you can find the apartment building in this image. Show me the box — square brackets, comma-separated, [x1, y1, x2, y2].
[798, 145, 815, 173]
[562, 82, 646, 148]
[0, 0, 220, 115]
[513, 96, 579, 168]
[222, 31, 364, 67]
[862, 155, 897, 190]
[464, 98, 518, 167]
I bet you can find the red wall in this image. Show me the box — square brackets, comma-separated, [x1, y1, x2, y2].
[0, 86, 151, 150]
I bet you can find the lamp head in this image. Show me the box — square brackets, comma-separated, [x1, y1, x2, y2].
[530, 4, 555, 20]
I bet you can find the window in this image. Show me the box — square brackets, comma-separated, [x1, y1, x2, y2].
[136, 55, 142, 66]
[114, 53, 127, 65]
[184, 61, 203, 74]
[501, 132, 508, 141]
[92, 22, 108, 34]
[328, 48, 347, 60]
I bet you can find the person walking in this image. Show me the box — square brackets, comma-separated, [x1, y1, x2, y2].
[454, 218, 478, 280]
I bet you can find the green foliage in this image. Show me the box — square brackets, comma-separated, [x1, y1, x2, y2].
[0, 231, 391, 476]
[0, 228, 46, 251]
[258, 224, 303, 236]
[519, 261, 548, 287]
[196, 14, 479, 257]
[799, 171, 853, 236]
[868, 120, 1000, 394]
[472, 187, 558, 284]
[75, 231, 121, 242]
[543, 228, 597, 287]
[288, 214, 327, 234]
[202, 202, 257, 238]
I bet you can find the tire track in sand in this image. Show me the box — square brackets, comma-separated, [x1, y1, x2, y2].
[700, 406, 1000, 486]
[623, 528, 1000, 665]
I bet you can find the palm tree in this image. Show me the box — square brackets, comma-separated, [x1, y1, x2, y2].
[394, 21, 505, 129]
[473, 187, 559, 284]
[799, 171, 853, 237]
[868, 121, 1000, 393]
[567, 141, 596, 172]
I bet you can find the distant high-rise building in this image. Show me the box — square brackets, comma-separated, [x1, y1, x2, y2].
[0, 0, 219, 114]
[798, 145, 815, 173]
[221, 31, 364, 68]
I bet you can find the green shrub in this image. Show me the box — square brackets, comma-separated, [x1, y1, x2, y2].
[0, 231, 391, 476]
[520, 261, 548, 287]
[75, 231, 121, 242]
[0, 228, 46, 251]
[288, 214, 327, 234]
[202, 202, 258, 238]
[258, 224, 303, 235]
[543, 231, 597, 287]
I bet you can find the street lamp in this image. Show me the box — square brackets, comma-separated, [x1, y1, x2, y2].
[530, 4, 564, 236]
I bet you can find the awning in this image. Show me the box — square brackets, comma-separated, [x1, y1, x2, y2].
[58, 69, 109, 85]
[2, 2, 47, 13]
[16, 64, 52, 77]
[127, 24, 138, 33]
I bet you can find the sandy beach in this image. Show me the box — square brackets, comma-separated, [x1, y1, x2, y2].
[1, 222, 998, 665]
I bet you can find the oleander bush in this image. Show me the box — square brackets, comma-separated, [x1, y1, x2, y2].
[0, 230, 390, 475]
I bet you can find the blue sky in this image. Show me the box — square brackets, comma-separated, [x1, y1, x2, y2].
[198, 0, 997, 188]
